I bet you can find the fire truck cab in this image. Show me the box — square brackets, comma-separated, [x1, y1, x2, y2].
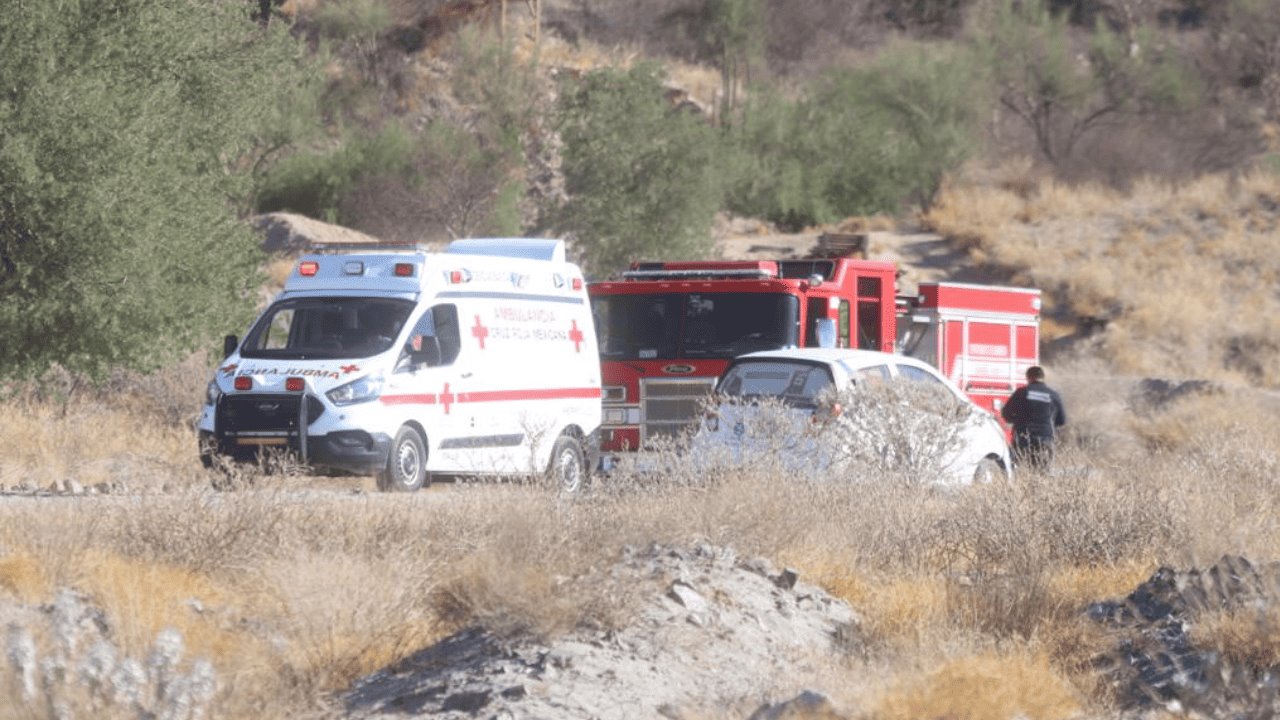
[588, 258, 898, 452]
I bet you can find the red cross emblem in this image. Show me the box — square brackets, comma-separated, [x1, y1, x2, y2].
[341, 364, 360, 374]
[440, 382, 455, 414]
[471, 315, 489, 350]
[568, 319, 585, 353]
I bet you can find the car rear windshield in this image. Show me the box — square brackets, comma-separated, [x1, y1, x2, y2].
[716, 360, 835, 408]
[591, 292, 799, 360]
[240, 297, 416, 360]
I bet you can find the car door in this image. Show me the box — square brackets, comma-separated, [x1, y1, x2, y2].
[893, 360, 1005, 481]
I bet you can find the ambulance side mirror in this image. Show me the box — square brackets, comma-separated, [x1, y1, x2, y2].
[222, 334, 239, 358]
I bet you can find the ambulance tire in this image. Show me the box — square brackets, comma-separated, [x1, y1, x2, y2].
[547, 434, 587, 494]
[378, 426, 429, 492]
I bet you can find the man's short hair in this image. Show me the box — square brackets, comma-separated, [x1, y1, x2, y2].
[1026, 366, 1045, 382]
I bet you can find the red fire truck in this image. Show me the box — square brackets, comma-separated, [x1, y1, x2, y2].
[588, 259, 1040, 453]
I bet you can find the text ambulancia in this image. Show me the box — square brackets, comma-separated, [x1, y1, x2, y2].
[198, 238, 602, 492]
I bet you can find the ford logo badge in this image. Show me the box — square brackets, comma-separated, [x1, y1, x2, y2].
[663, 364, 695, 374]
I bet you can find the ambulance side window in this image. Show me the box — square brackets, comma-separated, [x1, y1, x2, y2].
[400, 304, 461, 370]
[432, 304, 461, 364]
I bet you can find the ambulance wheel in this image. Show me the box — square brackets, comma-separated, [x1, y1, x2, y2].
[547, 435, 587, 494]
[378, 427, 429, 492]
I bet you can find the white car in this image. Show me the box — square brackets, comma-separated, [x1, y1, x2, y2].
[689, 348, 1012, 485]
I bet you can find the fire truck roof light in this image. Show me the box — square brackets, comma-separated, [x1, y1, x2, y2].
[621, 268, 773, 280]
[298, 261, 319, 277]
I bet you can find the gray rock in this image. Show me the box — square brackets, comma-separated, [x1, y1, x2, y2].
[668, 581, 710, 614]
[441, 689, 491, 713]
[773, 569, 799, 590]
[749, 690, 839, 720]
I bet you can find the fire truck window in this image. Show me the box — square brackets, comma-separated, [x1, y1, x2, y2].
[857, 301, 881, 350]
[838, 300, 851, 348]
[591, 294, 680, 360]
[805, 298, 825, 347]
[682, 293, 799, 357]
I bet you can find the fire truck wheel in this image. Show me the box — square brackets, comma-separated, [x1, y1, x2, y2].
[378, 426, 429, 492]
[547, 434, 587, 494]
[972, 457, 1007, 485]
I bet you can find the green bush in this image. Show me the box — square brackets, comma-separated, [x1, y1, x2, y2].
[554, 63, 723, 274]
[255, 126, 415, 222]
[0, 0, 318, 379]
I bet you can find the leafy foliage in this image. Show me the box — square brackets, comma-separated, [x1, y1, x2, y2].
[723, 41, 983, 226]
[0, 0, 318, 379]
[981, 0, 1204, 167]
[554, 63, 722, 274]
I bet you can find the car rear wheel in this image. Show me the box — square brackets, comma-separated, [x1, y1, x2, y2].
[378, 426, 429, 492]
[972, 456, 1006, 485]
[547, 435, 587, 493]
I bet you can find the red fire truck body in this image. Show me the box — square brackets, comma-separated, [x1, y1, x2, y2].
[896, 282, 1042, 419]
[588, 259, 1039, 452]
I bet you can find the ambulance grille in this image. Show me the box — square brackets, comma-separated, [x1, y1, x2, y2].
[217, 394, 325, 434]
[640, 378, 715, 444]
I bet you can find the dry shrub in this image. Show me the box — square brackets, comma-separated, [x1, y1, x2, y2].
[1191, 606, 1280, 670]
[870, 647, 1083, 720]
[0, 551, 50, 604]
[71, 551, 246, 662]
[254, 550, 445, 693]
[924, 168, 1280, 388]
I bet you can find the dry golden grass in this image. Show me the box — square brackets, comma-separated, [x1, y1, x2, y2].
[869, 648, 1084, 720]
[925, 166, 1280, 388]
[3, 339, 1280, 717]
[1191, 606, 1280, 670]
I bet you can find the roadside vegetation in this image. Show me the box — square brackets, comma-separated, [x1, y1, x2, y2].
[3, 356, 1279, 718]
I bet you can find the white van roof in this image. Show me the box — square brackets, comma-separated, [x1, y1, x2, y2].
[446, 238, 566, 263]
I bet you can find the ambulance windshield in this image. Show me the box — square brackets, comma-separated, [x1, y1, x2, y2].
[591, 293, 799, 360]
[240, 297, 416, 360]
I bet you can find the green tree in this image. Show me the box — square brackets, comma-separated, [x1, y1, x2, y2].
[554, 63, 722, 274]
[706, 0, 767, 126]
[0, 0, 317, 378]
[982, 0, 1202, 166]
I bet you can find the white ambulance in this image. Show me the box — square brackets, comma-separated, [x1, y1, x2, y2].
[197, 238, 602, 492]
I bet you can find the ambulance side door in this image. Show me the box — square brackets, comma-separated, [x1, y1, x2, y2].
[387, 303, 471, 472]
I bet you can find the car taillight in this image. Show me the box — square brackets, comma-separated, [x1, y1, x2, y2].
[234, 376, 252, 391]
[394, 263, 414, 277]
[298, 261, 318, 277]
[285, 377, 304, 392]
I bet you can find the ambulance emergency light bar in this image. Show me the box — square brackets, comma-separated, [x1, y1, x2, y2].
[296, 260, 414, 277]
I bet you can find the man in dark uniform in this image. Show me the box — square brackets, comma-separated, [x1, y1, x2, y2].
[1001, 366, 1067, 470]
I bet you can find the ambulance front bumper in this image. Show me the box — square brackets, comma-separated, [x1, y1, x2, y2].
[199, 429, 392, 474]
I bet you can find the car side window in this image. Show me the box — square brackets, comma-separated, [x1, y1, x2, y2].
[897, 363, 946, 387]
[854, 364, 891, 383]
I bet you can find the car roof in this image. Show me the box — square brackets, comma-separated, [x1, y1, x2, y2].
[734, 347, 924, 370]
